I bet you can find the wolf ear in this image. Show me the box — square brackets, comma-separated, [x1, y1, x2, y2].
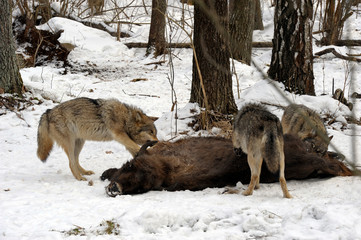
[135, 112, 143, 122]
[148, 116, 158, 122]
[329, 135, 333, 141]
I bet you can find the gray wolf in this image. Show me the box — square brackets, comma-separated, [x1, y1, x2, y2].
[281, 104, 332, 156]
[101, 135, 352, 197]
[37, 97, 158, 180]
[232, 103, 292, 198]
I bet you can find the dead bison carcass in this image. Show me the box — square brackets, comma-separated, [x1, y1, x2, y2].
[101, 135, 352, 197]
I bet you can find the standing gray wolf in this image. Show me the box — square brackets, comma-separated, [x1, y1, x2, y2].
[232, 103, 292, 198]
[101, 135, 352, 197]
[281, 104, 332, 156]
[37, 97, 158, 180]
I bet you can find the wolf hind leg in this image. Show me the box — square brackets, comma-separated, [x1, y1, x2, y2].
[255, 160, 262, 190]
[279, 153, 292, 198]
[74, 139, 94, 176]
[61, 139, 87, 181]
[243, 155, 262, 196]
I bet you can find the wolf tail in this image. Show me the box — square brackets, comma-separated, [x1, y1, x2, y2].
[261, 126, 282, 174]
[37, 110, 53, 162]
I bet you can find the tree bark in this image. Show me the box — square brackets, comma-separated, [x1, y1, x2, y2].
[268, 0, 315, 95]
[190, 0, 237, 114]
[146, 0, 167, 57]
[254, 0, 264, 30]
[0, 0, 23, 95]
[229, 0, 255, 65]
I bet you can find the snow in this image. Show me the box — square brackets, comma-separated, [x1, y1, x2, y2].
[1, 1, 361, 239]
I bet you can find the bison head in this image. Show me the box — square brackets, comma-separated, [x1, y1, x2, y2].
[102, 161, 146, 197]
[106, 182, 122, 197]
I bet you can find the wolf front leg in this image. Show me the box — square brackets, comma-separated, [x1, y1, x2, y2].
[113, 132, 141, 157]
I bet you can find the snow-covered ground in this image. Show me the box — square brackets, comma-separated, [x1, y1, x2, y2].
[1, 1, 361, 239]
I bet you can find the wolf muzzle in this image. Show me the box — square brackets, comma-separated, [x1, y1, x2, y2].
[106, 182, 122, 197]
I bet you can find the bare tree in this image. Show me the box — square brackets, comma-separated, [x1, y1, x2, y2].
[190, 0, 237, 114]
[36, 0, 52, 23]
[268, 0, 315, 95]
[146, 0, 167, 57]
[229, 0, 256, 65]
[319, 0, 356, 45]
[0, 0, 23, 95]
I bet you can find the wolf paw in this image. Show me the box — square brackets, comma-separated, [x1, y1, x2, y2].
[82, 170, 95, 175]
[75, 175, 87, 181]
[284, 192, 293, 199]
[242, 189, 253, 196]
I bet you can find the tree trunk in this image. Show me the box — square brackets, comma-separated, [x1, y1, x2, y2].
[229, 0, 256, 65]
[190, 0, 237, 114]
[254, 0, 264, 30]
[146, 0, 167, 57]
[0, 0, 23, 95]
[268, 0, 315, 95]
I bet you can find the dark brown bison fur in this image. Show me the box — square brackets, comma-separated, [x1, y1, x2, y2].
[101, 134, 352, 197]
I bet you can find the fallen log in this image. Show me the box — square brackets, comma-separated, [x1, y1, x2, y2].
[79, 20, 131, 38]
[101, 135, 353, 197]
[331, 40, 361, 47]
[124, 42, 273, 49]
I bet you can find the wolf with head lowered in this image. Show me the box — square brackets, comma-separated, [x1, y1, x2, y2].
[281, 104, 332, 156]
[37, 97, 158, 180]
[232, 103, 292, 198]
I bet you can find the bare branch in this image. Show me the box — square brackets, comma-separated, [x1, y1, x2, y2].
[315, 48, 361, 62]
